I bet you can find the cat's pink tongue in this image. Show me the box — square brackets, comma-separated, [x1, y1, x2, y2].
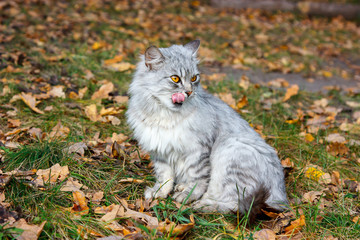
[172, 93, 185, 103]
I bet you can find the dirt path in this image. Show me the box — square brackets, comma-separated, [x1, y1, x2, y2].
[202, 66, 360, 92]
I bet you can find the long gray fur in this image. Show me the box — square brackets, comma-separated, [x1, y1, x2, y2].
[126, 40, 288, 217]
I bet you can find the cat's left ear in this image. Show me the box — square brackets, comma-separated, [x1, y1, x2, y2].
[184, 40, 200, 56]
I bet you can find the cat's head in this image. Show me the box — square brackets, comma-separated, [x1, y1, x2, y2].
[133, 40, 201, 111]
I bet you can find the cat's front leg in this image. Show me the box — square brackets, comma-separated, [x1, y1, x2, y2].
[172, 152, 211, 203]
[144, 160, 174, 200]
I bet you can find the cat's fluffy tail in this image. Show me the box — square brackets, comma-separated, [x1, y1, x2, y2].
[240, 185, 272, 224]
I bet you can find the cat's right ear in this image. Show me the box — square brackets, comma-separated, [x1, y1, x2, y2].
[145, 46, 164, 70]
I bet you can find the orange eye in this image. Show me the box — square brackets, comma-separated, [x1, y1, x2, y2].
[171, 75, 180, 83]
[191, 75, 198, 82]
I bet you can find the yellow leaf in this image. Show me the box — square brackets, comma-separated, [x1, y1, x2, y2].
[104, 55, 123, 65]
[218, 92, 236, 108]
[91, 82, 114, 100]
[305, 133, 315, 142]
[19, 92, 44, 114]
[321, 70, 333, 78]
[236, 95, 248, 109]
[92, 41, 107, 50]
[284, 215, 305, 234]
[85, 104, 101, 122]
[69, 191, 89, 215]
[282, 85, 299, 102]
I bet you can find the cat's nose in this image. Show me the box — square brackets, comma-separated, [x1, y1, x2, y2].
[185, 91, 193, 96]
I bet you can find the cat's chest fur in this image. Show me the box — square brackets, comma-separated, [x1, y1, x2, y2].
[132, 107, 199, 161]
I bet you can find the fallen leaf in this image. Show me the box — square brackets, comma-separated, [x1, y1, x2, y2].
[105, 62, 135, 72]
[85, 104, 101, 122]
[114, 95, 129, 104]
[118, 178, 144, 184]
[35, 163, 69, 186]
[28, 128, 43, 139]
[104, 55, 124, 65]
[48, 85, 65, 98]
[313, 98, 328, 108]
[238, 75, 250, 90]
[352, 216, 359, 224]
[92, 191, 104, 204]
[101, 204, 121, 222]
[346, 101, 360, 108]
[19, 93, 44, 114]
[60, 177, 85, 192]
[66, 142, 88, 156]
[92, 41, 107, 50]
[100, 107, 123, 116]
[283, 85, 299, 102]
[281, 158, 294, 168]
[326, 142, 349, 156]
[302, 191, 322, 203]
[218, 92, 236, 108]
[284, 215, 305, 234]
[49, 121, 70, 139]
[236, 95, 248, 109]
[91, 82, 114, 100]
[6, 218, 46, 240]
[101, 115, 121, 125]
[253, 229, 276, 240]
[111, 133, 128, 144]
[305, 133, 315, 143]
[69, 191, 89, 215]
[7, 119, 21, 128]
[325, 133, 346, 143]
[157, 215, 194, 236]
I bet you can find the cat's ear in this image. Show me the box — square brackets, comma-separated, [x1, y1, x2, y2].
[184, 40, 200, 56]
[145, 46, 164, 70]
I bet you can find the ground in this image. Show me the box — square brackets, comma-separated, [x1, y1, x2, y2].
[0, 0, 360, 239]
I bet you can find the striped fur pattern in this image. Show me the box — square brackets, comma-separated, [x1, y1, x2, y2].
[126, 40, 288, 217]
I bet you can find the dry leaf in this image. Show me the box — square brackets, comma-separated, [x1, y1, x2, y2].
[346, 101, 360, 108]
[28, 128, 43, 139]
[101, 115, 121, 125]
[68, 191, 89, 215]
[60, 177, 85, 192]
[49, 121, 70, 139]
[35, 163, 69, 186]
[19, 93, 44, 114]
[119, 178, 144, 184]
[85, 104, 101, 122]
[313, 98, 328, 108]
[326, 142, 349, 156]
[253, 229, 276, 240]
[101, 204, 121, 222]
[92, 41, 107, 50]
[48, 85, 65, 98]
[238, 75, 250, 90]
[302, 191, 322, 203]
[111, 133, 128, 144]
[218, 92, 236, 108]
[91, 82, 114, 100]
[236, 95, 248, 109]
[105, 62, 135, 72]
[325, 133, 346, 143]
[283, 85, 299, 102]
[6, 218, 46, 240]
[7, 119, 21, 128]
[284, 215, 306, 234]
[304, 133, 315, 143]
[281, 158, 294, 168]
[66, 142, 88, 156]
[104, 55, 124, 65]
[100, 107, 123, 116]
[92, 191, 104, 204]
[114, 95, 129, 104]
[157, 215, 194, 236]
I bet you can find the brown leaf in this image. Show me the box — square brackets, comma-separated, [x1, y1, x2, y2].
[281, 158, 294, 169]
[69, 191, 89, 215]
[253, 229, 276, 240]
[6, 218, 46, 240]
[118, 178, 144, 184]
[35, 163, 69, 186]
[60, 177, 85, 192]
[7, 119, 21, 128]
[91, 82, 114, 100]
[326, 142, 349, 156]
[111, 133, 128, 144]
[218, 92, 236, 108]
[28, 128, 43, 139]
[66, 142, 88, 156]
[157, 215, 194, 236]
[284, 215, 306, 234]
[84, 104, 101, 122]
[92, 191, 104, 204]
[283, 85, 299, 102]
[48, 85, 65, 98]
[100, 107, 123, 116]
[114, 95, 129, 104]
[302, 191, 322, 203]
[325, 133, 346, 143]
[19, 93, 44, 114]
[49, 121, 70, 139]
[236, 95, 248, 109]
[105, 62, 135, 72]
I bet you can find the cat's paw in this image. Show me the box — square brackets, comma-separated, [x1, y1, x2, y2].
[172, 188, 203, 203]
[192, 200, 217, 212]
[144, 186, 169, 200]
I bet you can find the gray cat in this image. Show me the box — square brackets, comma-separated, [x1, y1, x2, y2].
[126, 40, 288, 220]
